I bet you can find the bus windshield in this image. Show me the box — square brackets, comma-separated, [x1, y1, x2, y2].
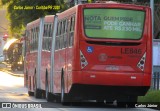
[84, 9, 145, 40]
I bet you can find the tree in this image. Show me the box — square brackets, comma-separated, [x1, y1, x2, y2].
[1, 0, 66, 38]
[2, 0, 160, 38]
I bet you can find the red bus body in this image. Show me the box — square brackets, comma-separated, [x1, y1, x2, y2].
[24, 15, 54, 92]
[24, 3, 152, 103]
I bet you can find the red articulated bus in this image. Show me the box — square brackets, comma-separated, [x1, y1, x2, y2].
[24, 2, 152, 106]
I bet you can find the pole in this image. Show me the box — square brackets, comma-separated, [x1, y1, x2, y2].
[50, 15, 58, 93]
[150, 0, 154, 37]
[37, 18, 44, 89]
[150, 0, 154, 88]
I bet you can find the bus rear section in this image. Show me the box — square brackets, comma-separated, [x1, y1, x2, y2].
[70, 4, 152, 103]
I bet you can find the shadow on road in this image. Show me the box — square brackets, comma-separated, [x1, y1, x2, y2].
[0, 62, 23, 77]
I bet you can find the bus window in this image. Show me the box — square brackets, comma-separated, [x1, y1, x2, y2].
[64, 19, 68, 48]
[84, 9, 145, 40]
[69, 15, 75, 47]
[33, 28, 36, 51]
[31, 28, 34, 52]
[35, 27, 38, 51]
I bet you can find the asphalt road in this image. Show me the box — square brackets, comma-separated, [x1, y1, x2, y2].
[0, 66, 158, 111]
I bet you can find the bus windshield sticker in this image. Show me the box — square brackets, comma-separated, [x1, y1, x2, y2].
[87, 46, 93, 53]
[84, 9, 145, 40]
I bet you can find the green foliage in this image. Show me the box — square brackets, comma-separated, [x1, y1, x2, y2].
[1, 0, 65, 38]
[3, 0, 160, 38]
[138, 90, 160, 102]
[138, 90, 160, 109]
[1, 0, 10, 5]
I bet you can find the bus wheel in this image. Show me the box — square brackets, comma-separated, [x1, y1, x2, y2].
[34, 89, 42, 98]
[96, 100, 105, 105]
[45, 75, 53, 102]
[117, 102, 127, 108]
[127, 96, 137, 108]
[28, 91, 34, 96]
[117, 98, 127, 108]
[34, 75, 42, 98]
[61, 71, 70, 105]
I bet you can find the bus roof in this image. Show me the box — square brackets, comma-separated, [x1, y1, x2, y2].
[27, 15, 55, 29]
[26, 2, 149, 29]
[79, 2, 149, 9]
